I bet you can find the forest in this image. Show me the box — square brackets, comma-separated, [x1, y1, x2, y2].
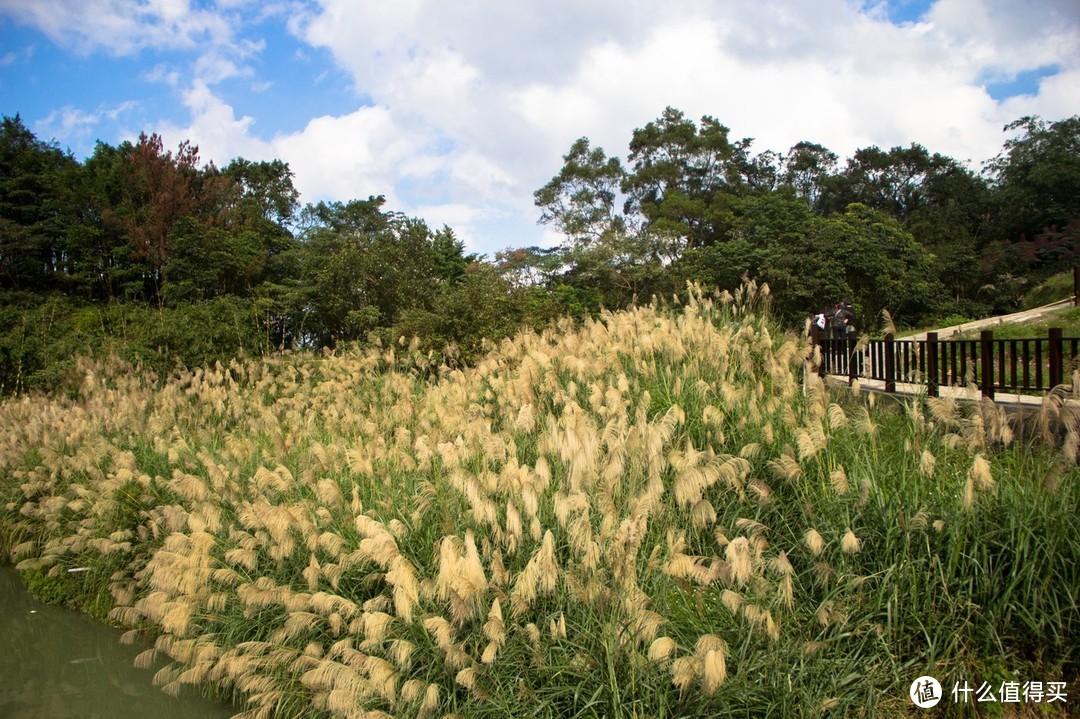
[1, 109, 1078, 393]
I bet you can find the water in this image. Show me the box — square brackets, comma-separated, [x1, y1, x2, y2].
[0, 566, 236, 719]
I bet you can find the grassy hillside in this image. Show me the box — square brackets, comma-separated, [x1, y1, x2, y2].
[1, 283, 1077, 718]
[1024, 271, 1076, 310]
[954, 305, 1080, 340]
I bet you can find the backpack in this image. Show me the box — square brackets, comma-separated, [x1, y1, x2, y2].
[842, 304, 856, 332]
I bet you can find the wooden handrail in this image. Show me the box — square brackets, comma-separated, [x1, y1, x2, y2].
[816, 327, 1078, 398]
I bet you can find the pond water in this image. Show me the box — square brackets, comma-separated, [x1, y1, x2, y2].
[0, 566, 236, 719]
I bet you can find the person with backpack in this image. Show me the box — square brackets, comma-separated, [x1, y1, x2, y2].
[840, 301, 860, 383]
[831, 303, 848, 340]
[842, 301, 856, 337]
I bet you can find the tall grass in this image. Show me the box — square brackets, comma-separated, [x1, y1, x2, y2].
[0, 281, 1077, 718]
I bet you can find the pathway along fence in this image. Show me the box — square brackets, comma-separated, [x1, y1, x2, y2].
[815, 329, 1080, 399]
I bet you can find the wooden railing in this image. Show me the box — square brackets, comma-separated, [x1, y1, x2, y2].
[815, 329, 1080, 398]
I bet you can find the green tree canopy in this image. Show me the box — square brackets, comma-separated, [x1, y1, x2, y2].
[0, 115, 80, 292]
[622, 107, 745, 251]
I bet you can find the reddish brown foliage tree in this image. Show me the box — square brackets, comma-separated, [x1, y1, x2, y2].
[123, 133, 199, 271]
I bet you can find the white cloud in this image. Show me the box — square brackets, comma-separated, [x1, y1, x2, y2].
[926, 0, 1080, 77]
[142, 63, 181, 87]
[998, 66, 1080, 124]
[36, 100, 139, 147]
[411, 202, 487, 250]
[155, 80, 268, 164]
[510, 6, 1007, 166]
[272, 106, 425, 209]
[285, 0, 1079, 239]
[0, 44, 34, 67]
[192, 51, 250, 84]
[8, 0, 1079, 255]
[0, 0, 234, 55]
[413, 202, 482, 229]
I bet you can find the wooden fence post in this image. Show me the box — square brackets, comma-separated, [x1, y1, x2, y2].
[980, 330, 994, 399]
[926, 332, 939, 397]
[1074, 267, 1079, 307]
[883, 332, 895, 393]
[1049, 327, 1064, 388]
[847, 335, 858, 385]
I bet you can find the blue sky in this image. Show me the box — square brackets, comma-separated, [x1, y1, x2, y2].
[1, 0, 1078, 256]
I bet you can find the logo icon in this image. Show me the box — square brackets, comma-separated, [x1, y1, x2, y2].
[910, 676, 943, 708]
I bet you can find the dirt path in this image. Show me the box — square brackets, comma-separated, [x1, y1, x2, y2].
[902, 297, 1074, 342]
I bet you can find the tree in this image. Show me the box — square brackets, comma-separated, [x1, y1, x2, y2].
[780, 141, 838, 208]
[688, 193, 939, 327]
[161, 218, 266, 304]
[731, 140, 781, 194]
[819, 143, 966, 223]
[434, 262, 516, 360]
[0, 115, 79, 292]
[494, 246, 561, 290]
[211, 159, 302, 295]
[297, 197, 390, 346]
[561, 231, 677, 309]
[904, 160, 993, 310]
[693, 194, 817, 307]
[120, 133, 201, 281]
[819, 203, 939, 326]
[987, 115, 1080, 280]
[295, 197, 469, 348]
[622, 107, 744, 250]
[432, 226, 471, 285]
[222, 158, 300, 228]
[534, 137, 628, 247]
